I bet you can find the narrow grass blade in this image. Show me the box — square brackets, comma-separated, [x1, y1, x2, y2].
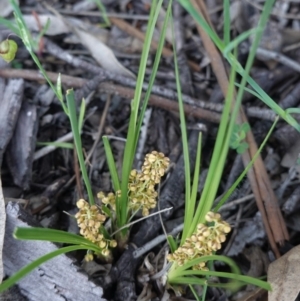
[78, 98, 86, 132]
[14, 227, 100, 251]
[223, 0, 230, 45]
[37, 142, 73, 149]
[169, 274, 270, 291]
[189, 284, 201, 301]
[178, 270, 271, 291]
[188, 58, 237, 236]
[0, 18, 20, 35]
[177, 0, 300, 131]
[119, 0, 164, 227]
[214, 116, 279, 211]
[135, 0, 173, 151]
[181, 132, 202, 243]
[102, 136, 120, 192]
[66, 89, 94, 205]
[167, 235, 178, 253]
[89, 0, 111, 27]
[171, 13, 192, 245]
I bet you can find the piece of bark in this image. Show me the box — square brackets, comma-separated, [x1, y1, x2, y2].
[6, 100, 38, 189]
[3, 202, 106, 301]
[0, 78, 24, 164]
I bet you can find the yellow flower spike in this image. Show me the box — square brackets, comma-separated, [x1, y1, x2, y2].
[168, 213, 232, 270]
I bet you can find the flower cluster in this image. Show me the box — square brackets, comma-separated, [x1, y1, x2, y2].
[97, 191, 117, 211]
[167, 211, 231, 270]
[128, 151, 170, 216]
[75, 199, 117, 260]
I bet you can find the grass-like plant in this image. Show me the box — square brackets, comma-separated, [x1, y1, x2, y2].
[0, 0, 299, 298]
[164, 0, 294, 298]
[0, 0, 173, 291]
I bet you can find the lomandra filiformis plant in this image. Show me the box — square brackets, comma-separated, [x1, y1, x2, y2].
[75, 151, 170, 260]
[98, 151, 170, 217]
[167, 211, 231, 271]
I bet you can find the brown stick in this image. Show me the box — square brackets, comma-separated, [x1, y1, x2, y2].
[109, 17, 200, 72]
[0, 68, 221, 123]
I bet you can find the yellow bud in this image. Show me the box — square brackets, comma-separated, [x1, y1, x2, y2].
[97, 191, 105, 199]
[110, 240, 117, 248]
[88, 220, 95, 227]
[214, 213, 221, 221]
[99, 241, 107, 248]
[102, 249, 110, 256]
[147, 153, 157, 163]
[222, 223, 231, 233]
[84, 253, 94, 262]
[76, 199, 87, 209]
[130, 169, 138, 177]
[205, 211, 215, 222]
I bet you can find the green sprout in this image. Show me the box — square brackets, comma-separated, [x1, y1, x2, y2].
[230, 123, 250, 154]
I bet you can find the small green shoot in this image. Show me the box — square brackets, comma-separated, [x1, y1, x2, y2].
[229, 123, 250, 154]
[88, 0, 111, 27]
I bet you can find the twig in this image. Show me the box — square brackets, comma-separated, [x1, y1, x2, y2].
[88, 94, 112, 178]
[256, 47, 300, 73]
[0, 68, 280, 122]
[109, 17, 200, 72]
[33, 132, 73, 161]
[219, 194, 254, 212]
[133, 223, 184, 258]
[0, 68, 222, 123]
